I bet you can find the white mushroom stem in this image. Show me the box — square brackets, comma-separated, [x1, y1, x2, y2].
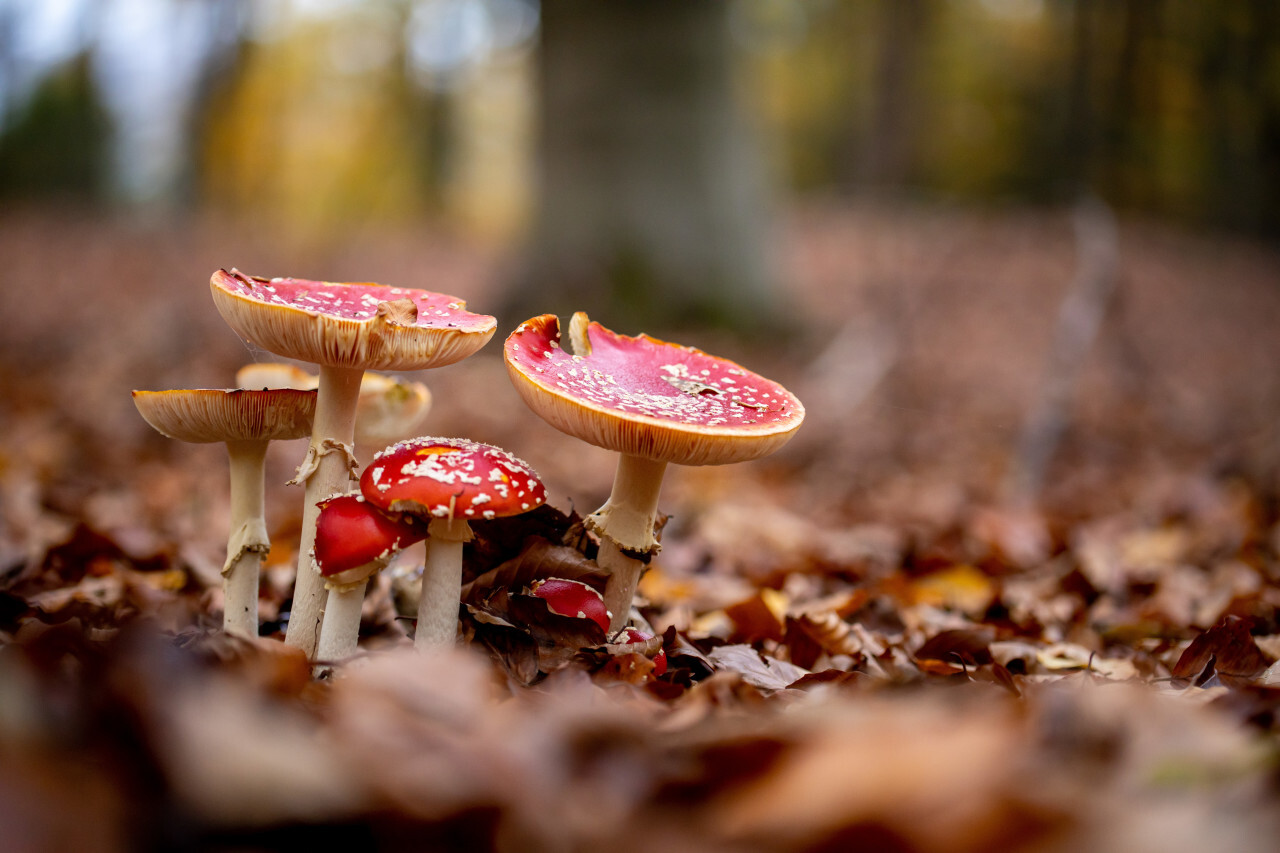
[223, 439, 270, 638]
[284, 365, 363, 658]
[415, 517, 472, 650]
[587, 453, 668, 634]
[314, 577, 369, 663]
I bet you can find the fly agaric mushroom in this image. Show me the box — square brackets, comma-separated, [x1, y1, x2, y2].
[235, 363, 434, 452]
[504, 313, 804, 633]
[360, 437, 547, 649]
[210, 269, 495, 658]
[132, 388, 316, 637]
[311, 494, 427, 662]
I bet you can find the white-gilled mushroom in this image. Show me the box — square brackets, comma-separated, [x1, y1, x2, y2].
[311, 494, 427, 663]
[359, 437, 547, 649]
[210, 269, 495, 658]
[235, 363, 434, 452]
[132, 388, 316, 637]
[504, 313, 805, 633]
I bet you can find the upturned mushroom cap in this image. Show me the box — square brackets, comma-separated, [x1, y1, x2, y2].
[360, 436, 547, 522]
[503, 314, 805, 466]
[132, 388, 316, 443]
[313, 494, 427, 586]
[210, 269, 496, 371]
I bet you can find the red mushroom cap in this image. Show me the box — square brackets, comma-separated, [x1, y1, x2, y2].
[530, 578, 610, 633]
[614, 627, 668, 676]
[313, 494, 427, 585]
[211, 269, 496, 371]
[360, 436, 547, 522]
[504, 314, 805, 466]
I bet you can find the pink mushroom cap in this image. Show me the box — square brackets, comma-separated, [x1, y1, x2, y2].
[504, 315, 805, 466]
[210, 269, 496, 371]
[360, 436, 547, 522]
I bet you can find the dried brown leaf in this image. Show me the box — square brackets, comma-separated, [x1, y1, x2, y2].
[1172, 616, 1273, 683]
[461, 538, 607, 605]
[706, 644, 810, 691]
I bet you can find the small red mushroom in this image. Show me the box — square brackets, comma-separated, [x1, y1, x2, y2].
[530, 578, 610, 633]
[361, 436, 547, 649]
[612, 627, 667, 676]
[312, 494, 427, 662]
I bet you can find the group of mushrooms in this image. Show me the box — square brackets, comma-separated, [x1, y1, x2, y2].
[133, 269, 805, 671]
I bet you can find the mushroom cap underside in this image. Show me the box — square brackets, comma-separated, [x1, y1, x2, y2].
[236, 363, 432, 445]
[132, 388, 316, 443]
[210, 269, 496, 371]
[361, 436, 546, 522]
[503, 314, 805, 466]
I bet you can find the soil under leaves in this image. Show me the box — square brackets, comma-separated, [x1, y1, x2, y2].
[2, 204, 1280, 851]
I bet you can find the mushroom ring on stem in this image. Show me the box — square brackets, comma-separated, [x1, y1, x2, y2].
[312, 494, 428, 663]
[503, 313, 805, 632]
[360, 436, 547, 649]
[210, 269, 495, 658]
[132, 388, 316, 638]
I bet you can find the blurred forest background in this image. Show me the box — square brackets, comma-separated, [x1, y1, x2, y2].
[3, 0, 1279, 326]
[6, 0, 1280, 225]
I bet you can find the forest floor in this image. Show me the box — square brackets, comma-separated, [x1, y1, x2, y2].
[2, 201, 1280, 851]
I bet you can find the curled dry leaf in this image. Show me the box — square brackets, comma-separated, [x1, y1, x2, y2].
[1172, 615, 1273, 685]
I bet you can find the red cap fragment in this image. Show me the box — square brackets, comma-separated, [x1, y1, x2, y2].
[530, 578, 610, 633]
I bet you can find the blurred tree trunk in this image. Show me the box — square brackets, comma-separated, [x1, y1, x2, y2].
[511, 0, 780, 335]
[855, 0, 927, 193]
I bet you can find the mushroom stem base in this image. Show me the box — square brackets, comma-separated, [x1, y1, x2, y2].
[224, 439, 270, 638]
[416, 524, 467, 650]
[588, 453, 666, 633]
[223, 548, 264, 638]
[598, 536, 650, 634]
[315, 578, 369, 664]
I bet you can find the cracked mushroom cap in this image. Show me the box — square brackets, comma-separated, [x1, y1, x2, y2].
[503, 314, 805, 466]
[313, 494, 428, 586]
[210, 269, 496, 371]
[132, 388, 316, 443]
[360, 436, 547, 522]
